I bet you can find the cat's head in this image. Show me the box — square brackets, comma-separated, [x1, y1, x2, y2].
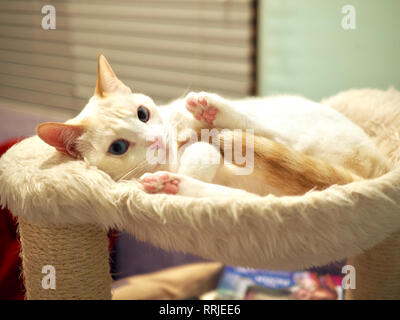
[36, 54, 166, 180]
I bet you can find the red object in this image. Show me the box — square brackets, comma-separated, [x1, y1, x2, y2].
[0, 137, 25, 300]
[0, 138, 117, 299]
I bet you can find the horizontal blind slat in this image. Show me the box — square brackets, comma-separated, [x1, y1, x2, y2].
[0, 60, 251, 93]
[0, 85, 86, 110]
[0, 1, 253, 23]
[0, 13, 253, 42]
[0, 48, 251, 78]
[0, 35, 252, 60]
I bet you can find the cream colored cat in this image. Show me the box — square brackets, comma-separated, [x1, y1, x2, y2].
[36, 55, 389, 198]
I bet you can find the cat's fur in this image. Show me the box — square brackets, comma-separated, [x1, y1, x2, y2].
[36, 55, 389, 198]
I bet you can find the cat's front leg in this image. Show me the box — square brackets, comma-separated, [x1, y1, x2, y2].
[140, 141, 234, 197]
[140, 171, 180, 194]
[139, 171, 251, 198]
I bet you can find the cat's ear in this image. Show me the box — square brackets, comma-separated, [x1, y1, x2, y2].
[95, 54, 132, 97]
[36, 122, 85, 158]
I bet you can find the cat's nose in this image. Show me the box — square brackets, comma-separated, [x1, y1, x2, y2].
[147, 135, 165, 150]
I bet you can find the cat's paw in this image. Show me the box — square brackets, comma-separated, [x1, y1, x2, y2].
[185, 92, 219, 125]
[139, 171, 180, 194]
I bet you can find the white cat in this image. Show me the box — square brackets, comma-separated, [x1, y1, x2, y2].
[36, 55, 389, 198]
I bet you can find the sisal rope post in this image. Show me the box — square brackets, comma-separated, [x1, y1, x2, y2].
[323, 88, 400, 300]
[18, 218, 112, 300]
[345, 229, 400, 299]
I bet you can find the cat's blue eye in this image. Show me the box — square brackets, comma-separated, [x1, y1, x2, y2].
[108, 139, 129, 155]
[137, 106, 150, 123]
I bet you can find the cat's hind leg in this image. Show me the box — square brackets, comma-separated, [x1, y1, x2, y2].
[178, 141, 222, 183]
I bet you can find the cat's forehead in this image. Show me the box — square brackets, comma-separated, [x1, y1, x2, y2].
[74, 93, 154, 122]
[97, 93, 153, 109]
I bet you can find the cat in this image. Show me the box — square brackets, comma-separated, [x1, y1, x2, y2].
[36, 54, 389, 198]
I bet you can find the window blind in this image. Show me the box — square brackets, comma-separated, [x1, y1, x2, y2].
[0, 0, 256, 112]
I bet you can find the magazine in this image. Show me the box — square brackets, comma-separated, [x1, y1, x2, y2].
[215, 267, 343, 300]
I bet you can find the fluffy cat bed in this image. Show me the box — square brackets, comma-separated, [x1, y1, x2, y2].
[1, 88, 400, 299]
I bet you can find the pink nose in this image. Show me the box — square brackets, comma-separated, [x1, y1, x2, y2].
[147, 136, 165, 150]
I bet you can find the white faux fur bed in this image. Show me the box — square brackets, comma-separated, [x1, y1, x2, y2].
[1, 88, 400, 298]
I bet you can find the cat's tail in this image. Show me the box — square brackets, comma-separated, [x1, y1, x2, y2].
[218, 130, 362, 195]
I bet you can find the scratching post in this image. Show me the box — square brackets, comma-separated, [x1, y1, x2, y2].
[1, 88, 400, 300]
[18, 219, 112, 300]
[345, 230, 400, 299]
[323, 88, 400, 299]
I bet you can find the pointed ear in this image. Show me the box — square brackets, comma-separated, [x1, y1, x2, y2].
[36, 122, 85, 158]
[95, 54, 132, 97]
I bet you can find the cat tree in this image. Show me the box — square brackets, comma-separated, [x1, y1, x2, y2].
[1, 88, 400, 299]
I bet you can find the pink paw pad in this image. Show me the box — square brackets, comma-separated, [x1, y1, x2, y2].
[140, 173, 180, 194]
[185, 93, 218, 125]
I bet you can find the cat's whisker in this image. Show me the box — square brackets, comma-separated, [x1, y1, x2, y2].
[116, 166, 142, 181]
[116, 159, 156, 182]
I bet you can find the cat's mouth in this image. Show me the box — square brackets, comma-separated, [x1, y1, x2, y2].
[147, 136, 166, 151]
